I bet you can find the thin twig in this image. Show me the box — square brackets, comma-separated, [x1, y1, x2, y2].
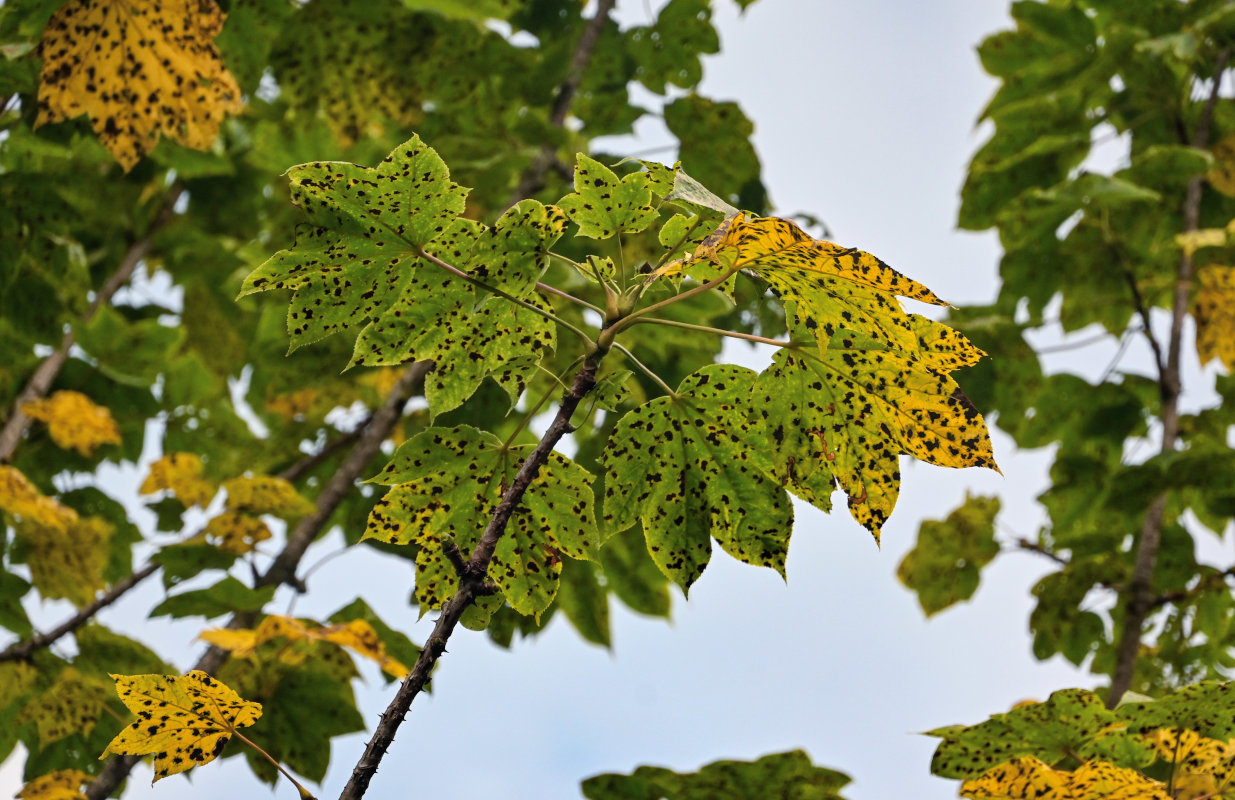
[509, 0, 617, 204]
[1107, 47, 1231, 708]
[1013, 538, 1069, 567]
[0, 184, 184, 462]
[0, 562, 160, 662]
[337, 353, 603, 800]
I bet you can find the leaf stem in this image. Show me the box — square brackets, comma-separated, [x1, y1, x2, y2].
[232, 731, 318, 800]
[612, 343, 675, 397]
[417, 248, 597, 348]
[536, 276, 605, 315]
[609, 261, 745, 337]
[632, 316, 794, 349]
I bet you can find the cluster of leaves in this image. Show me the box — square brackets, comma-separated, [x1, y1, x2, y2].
[898, 0, 1235, 689]
[928, 683, 1235, 800]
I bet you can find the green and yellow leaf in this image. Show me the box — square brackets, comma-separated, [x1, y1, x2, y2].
[101, 671, 261, 782]
[204, 512, 272, 555]
[21, 390, 121, 456]
[17, 667, 113, 748]
[1194, 264, 1235, 370]
[35, 0, 243, 170]
[959, 757, 1169, 799]
[222, 475, 314, 518]
[603, 365, 793, 591]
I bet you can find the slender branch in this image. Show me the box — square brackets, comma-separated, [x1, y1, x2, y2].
[633, 316, 795, 349]
[1118, 264, 1166, 374]
[338, 352, 603, 800]
[84, 361, 430, 800]
[610, 262, 747, 336]
[510, 0, 617, 203]
[0, 562, 160, 662]
[0, 184, 184, 462]
[1013, 538, 1070, 567]
[278, 426, 367, 484]
[1149, 567, 1235, 610]
[1107, 47, 1231, 708]
[536, 279, 605, 315]
[258, 362, 431, 593]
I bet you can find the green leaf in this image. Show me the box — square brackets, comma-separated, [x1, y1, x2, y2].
[897, 494, 1001, 616]
[582, 750, 852, 800]
[626, 0, 719, 95]
[240, 135, 469, 351]
[558, 154, 657, 240]
[557, 558, 610, 648]
[152, 542, 239, 589]
[927, 688, 1154, 780]
[603, 365, 793, 592]
[0, 570, 31, 637]
[664, 95, 766, 212]
[1118, 681, 1235, 741]
[73, 624, 170, 675]
[364, 425, 602, 618]
[150, 576, 275, 620]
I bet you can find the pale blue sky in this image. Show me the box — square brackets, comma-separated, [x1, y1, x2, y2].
[2, 2, 1149, 799]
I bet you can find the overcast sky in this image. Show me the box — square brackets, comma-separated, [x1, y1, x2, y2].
[2, 2, 1139, 799]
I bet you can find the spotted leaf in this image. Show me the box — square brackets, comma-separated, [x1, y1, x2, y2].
[239, 136, 469, 350]
[959, 757, 1168, 800]
[558, 154, 658, 240]
[1194, 264, 1235, 370]
[101, 671, 261, 782]
[928, 689, 1154, 780]
[365, 426, 601, 618]
[753, 327, 996, 542]
[17, 668, 112, 748]
[222, 475, 314, 518]
[203, 512, 271, 555]
[16, 769, 93, 800]
[582, 750, 851, 800]
[898, 494, 1001, 615]
[21, 391, 121, 457]
[1118, 681, 1235, 741]
[603, 365, 793, 592]
[35, 0, 243, 171]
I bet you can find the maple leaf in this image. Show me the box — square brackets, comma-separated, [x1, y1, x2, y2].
[222, 475, 314, 518]
[959, 757, 1169, 800]
[0, 465, 77, 531]
[557, 154, 658, 239]
[21, 390, 121, 456]
[583, 750, 852, 800]
[1193, 264, 1235, 370]
[139, 453, 217, 508]
[101, 671, 261, 782]
[204, 512, 272, 555]
[35, 0, 243, 171]
[1141, 728, 1235, 798]
[898, 494, 1001, 615]
[201, 615, 409, 678]
[365, 425, 602, 618]
[16, 770, 93, 800]
[17, 667, 113, 748]
[753, 326, 996, 541]
[603, 365, 794, 591]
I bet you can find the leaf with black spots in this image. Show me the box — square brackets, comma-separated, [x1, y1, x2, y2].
[35, 0, 243, 170]
[100, 671, 261, 782]
[603, 365, 793, 592]
[898, 494, 1001, 615]
[558, 154, 657, 240]
[582, 750, 851, 800]
[364, 426, 601, 618]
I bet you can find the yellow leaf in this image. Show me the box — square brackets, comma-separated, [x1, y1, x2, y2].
[1194, 264, 1235, 370]
[17, 668, 112, 748]
[253, 614, 311, 644]
[139, 453, 217, 507]
[1142, 728, 1235, 799]
[17, 769, 92, 800]
[264, 388, 319, 422]
[960, 757, 1169, 799]
[35, 0, 243, 171]
[222, 475, 314, 517]
[1176, 228, 1228, 256]
[21, 391, 121, 457]
[1209, 133, 1235, 197]
[203, 512, 271, 555]
[101, 671, 261, 782]
[0, 662, 38, 708]
[0, 465, 77, 531]
[315, 620, 409, 679]
[197, 628, 259, 658]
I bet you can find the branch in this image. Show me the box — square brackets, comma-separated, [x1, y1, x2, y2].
[1013, 538, 1069, 567]
[0, 184, 184, 463]
[0, 562, 160, 662]
[278, 425, 367, 484]
[84, 360, 430, 800]
[337, 352, 603, 800]
[1107, 47, 1232, 708]
[509, 0, 617, 204]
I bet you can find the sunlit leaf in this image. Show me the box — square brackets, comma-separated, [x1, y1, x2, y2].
[1194, 264, 1235, 370]
[101, 671, 261, 782]
[222, 475, 314, 518]
[203, 512, 272, 555]
[16, 769, 92, 800]
[35, 0, 243, 170]
[139, 453, 217, 508]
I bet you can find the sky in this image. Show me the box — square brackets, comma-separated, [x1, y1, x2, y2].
[1, 1, 1165, 799]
